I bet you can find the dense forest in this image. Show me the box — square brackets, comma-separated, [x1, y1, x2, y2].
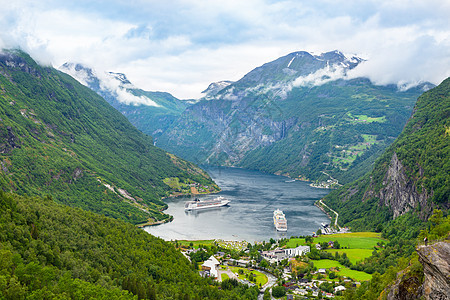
[0, 191, 258, 299]
[323, 77, 449, 231]
[319, 78, 450, 298]
[0, 50, 218, 224]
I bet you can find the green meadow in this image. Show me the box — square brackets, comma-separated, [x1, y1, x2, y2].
[286, 232, 386, 250]
[229, 267, 268, 286]
[324, 249, 375, 264]
[285, 232, 383, 281]
[286, 232, 384, 249]
[312, 259, 372, 281]
[314, 232, 384, 249]
[176, 239, 215, 248]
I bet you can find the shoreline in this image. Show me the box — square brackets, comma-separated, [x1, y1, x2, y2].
[140, 189, 222, 228]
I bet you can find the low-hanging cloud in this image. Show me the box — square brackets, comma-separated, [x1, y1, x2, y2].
[60, 62, 160, 107]
[0, 0, 449, 98]
[99, 73, 160, 107]
[292, 64, 348, 88]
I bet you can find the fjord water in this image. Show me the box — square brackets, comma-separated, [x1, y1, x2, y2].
[144, 167, 330, 242]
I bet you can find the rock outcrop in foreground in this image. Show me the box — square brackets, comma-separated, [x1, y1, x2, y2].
[385, 240, 449, 300]
[417, 241, 450, 300]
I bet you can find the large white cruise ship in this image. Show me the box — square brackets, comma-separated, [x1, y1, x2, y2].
[273, 209, 287, 231]
[184, 196, 230, 211]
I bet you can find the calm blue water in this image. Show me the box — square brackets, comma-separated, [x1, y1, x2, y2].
[144, 167, 330, 242]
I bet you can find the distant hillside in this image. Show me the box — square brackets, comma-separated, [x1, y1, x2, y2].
[0, 50, 218, 224]
[60, 63, 189, 138]
[323, 77, 450, 230]
[0, 191, 257, 299]
[156, 50, 432, 184]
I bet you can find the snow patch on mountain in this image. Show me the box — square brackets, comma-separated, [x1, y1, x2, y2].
[287, 56, 296, 68]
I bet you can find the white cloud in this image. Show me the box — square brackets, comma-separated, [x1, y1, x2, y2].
[60, 62, 160, 107]
[99, 72, 160, 107]
[0, 0, 449, 98]
[292, 64, 348, 88]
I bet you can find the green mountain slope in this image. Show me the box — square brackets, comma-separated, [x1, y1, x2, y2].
[59, 64, 189, 138]
[0, 191, 257, 299]
[0, 50, 218, 224]
[156, 51, 431, 185]
[322, 77, 450, 230]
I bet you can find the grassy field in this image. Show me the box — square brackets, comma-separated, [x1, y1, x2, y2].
[347, 112, 386, 124]
[286, 232, 384, 249]
[176, 239, 215, 249]
[285, 232, 383, 280]
[361, 134, 377, 143]
[229, 266, 268, 286]
[285, 238, 308, 248]
[312, 260, 372, 281]
[312, 259, 343, 269]
[221, 273, 230, 281]
[324, 249, 375, 264]
[339, 268, 372, 281]
[314, 232, 385, 249]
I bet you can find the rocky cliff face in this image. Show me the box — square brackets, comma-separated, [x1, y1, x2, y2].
[417, 241, 450, 300]
[377, 152, 433, 219]
[322, 78, 448, 229]
[385, 241, 449, 300]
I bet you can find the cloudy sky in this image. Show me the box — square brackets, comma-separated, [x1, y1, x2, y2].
[1, 0, 449, 99]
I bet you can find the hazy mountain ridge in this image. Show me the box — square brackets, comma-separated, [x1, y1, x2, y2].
[156, 50, 432, 184]
[0, 49, 218, 224]
[60, 63, 188, 137]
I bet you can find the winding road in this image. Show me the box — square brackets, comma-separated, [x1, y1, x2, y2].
[257, 270, 277, 300]
[319, 199, 339, 228]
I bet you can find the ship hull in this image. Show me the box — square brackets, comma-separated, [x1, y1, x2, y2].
[184, 197, 230, 211]
[273, 209, 287, 231]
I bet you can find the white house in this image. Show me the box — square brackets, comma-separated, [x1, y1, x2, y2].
[202, 256, 220, 278]
[284, 245, 310, 257]
[335, 285, 346, 292]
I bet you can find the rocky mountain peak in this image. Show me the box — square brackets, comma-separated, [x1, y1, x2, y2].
[201, 80, 234, 99]
[108, 72, 132, 86]
[59, 62, 101, 90]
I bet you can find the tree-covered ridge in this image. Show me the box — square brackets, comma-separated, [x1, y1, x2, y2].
[0, 49, 218, 224]
[59, 63, 189, 138]
[323, 77, 449, 231]
[0, 191, 257, 299]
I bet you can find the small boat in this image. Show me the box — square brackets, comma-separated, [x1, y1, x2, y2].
[184, 196, 230, 211]
[273, 209, 287, 231]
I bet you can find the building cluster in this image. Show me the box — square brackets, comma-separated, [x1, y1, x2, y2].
[320, 226, 350, 235]
[283, 278, 358, 298]
[261, 245, 310, 263]
[200, 256, 220, 278]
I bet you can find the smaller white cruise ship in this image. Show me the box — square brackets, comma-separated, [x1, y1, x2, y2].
[273, 209, 287, 231]
[184, 196, 230, 211]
